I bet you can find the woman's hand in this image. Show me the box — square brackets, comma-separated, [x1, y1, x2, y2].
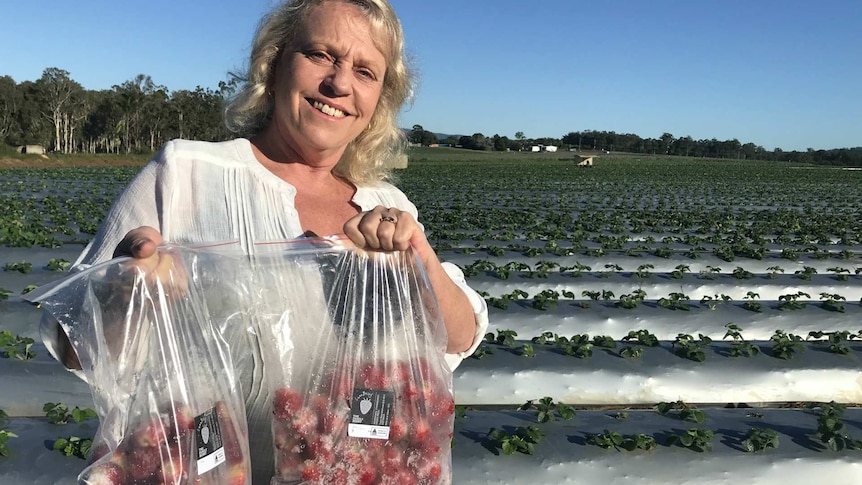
[343, 207, 478, 354]
[113, 226, 187, 295]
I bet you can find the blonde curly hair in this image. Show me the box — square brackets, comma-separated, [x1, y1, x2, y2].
[224, 0, 413, 185]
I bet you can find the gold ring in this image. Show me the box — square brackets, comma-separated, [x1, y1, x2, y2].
[380, 215, 397, 224]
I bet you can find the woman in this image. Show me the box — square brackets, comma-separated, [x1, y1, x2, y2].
[44, 0, 488, 482]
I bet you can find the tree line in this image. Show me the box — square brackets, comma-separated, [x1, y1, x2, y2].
[2, 68, 859, 166]
[409, 125, 862, 167]
[0, 68, 234, 155]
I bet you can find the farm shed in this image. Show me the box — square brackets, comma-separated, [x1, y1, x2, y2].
[15, 144, 46, 155]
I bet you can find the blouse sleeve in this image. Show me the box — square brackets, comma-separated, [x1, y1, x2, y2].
[72, 142, 176, 269]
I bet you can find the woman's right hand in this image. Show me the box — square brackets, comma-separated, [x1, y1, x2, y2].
[109, 226, 188, 301]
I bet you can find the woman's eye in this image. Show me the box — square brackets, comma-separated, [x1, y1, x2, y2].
[307, 51, 331, 62]
[356, 69, 376, 80]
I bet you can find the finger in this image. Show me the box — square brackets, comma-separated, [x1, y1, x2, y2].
[114, 226, 163, 258]
[343, 213, 369, 248]
[356, 210, 384, 249]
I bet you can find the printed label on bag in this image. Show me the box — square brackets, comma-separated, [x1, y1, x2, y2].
[195, 407, 225, 474]
[347, 388, 394, 440]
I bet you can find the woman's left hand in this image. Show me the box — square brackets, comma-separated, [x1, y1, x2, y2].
[343, 206, 428, 254]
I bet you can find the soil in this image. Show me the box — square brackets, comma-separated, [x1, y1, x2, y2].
[0, 156, 147, 169]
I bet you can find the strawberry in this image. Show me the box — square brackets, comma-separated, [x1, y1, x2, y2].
[291, 406, 319, 437]
[161, 401, 195, 438]
[307, 435, 336, 465]
[127, 444, 161, 481]
[411, 418, 431, 443]
[226, 462, 248, 485]
[81, 462, 125, 485]
[388, 414, 408, 443]
[357, 361, 389, 389]
[133, 416, 168, 448]
[300, 459, 322, 482]
[273, 388, 304, 421]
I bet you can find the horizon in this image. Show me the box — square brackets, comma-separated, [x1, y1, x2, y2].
[1, 0, 860, 152]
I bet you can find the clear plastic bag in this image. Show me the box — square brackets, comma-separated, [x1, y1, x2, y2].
[29, 245, 253, 485]
[252, 239, 455, 485]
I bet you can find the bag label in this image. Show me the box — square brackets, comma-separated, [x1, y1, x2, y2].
[347, 388, 394, 440]
[195, 407, 225, 474]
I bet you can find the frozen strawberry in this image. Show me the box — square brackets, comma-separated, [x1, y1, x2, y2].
[133, 417, 168, 448]
[411, 454, 443, 482]
[82, 461, 125, 485]
[411, 418, 431, 443]
[327, 370, 354, 401]
[307, 435, 336, 465]
[273, 388, 304, 421]
[291, 406, 319, 437]
[300, 459, 322, 482]
[127, 444, 161, 481]
[226, 462, 248, 485]
[326, 467, 349, 485]
[161, 401, 195, 438]
[358, 362, 389, 389]
[388, 414, 408, 443]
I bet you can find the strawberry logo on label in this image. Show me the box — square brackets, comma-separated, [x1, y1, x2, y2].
[359, 399, 373, 415]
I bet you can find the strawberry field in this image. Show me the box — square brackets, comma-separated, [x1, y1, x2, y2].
[2, 149, 862, 483]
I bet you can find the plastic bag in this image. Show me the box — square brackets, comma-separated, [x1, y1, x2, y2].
[29, 245, 253, 485]
[251, 239, 455, 485]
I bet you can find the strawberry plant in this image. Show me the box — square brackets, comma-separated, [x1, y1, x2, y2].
[531, 289, 560, 311]
[713, 245, 735, 262]
[819, 293, 846, 313]
[794, 266, 817, 280]
[469, 343, 494, 359]
[591, 335, 616, 349]
[780, 248, 799, 261]
[557, 334, 593, 358]
[742, 291, 762, 312]
[827, 267, 851, 281]
[0, 409, 15, 457]
[635, 264, 654, 279]
[619, 346, 644, 359]
[582, 290, 601, 301]
[770, 330, 804, 359]
[659, 292, 690, 311]
[0, 330, 35, 360]
[622, 329, 659, 347]
[43, 402, 98, 425]
[810, 401, 862, 451]
[672, 333, 713, 362]
[2, 261, 32, 274]
[52, 436, 93, 459]
[0, 288, 11, 301]
[20, 284, 37, 295]
[530, 331, 556, 346]
[485, 329, 518, 348]
[670, 264, 690, 279]
[700, 294, 731, 310]
[0, 429, 17, 457]
[807, 330, 852, 355]
[46, 258, 71, 272]
[732, 266, 754, 279]
[487, 289, 528, 310]
[487, 425, 545, 455]
[666, 428, 714, 452]
[698, 265, 721, 280]
[616, 289, 646, 309]
[766, 265, 784, 279]
[777, 291, 810, 310]
[562, 261, 591, 277]
[519, 397, 575, 423]
[654, 246, 673, 258]
[723, 323, 759, 357]
[741, 427, 779, 452]
[654, 401, 706, 423]
[519, 343, 535, 357]
[586, 430, 657, 452]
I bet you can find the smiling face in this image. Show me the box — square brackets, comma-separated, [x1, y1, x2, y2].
[266, 1, 387, 165]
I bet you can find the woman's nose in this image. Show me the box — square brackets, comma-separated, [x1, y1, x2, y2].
[323, 64, 351, 96]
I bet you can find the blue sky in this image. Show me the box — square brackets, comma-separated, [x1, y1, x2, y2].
[1, 0, 859, 151]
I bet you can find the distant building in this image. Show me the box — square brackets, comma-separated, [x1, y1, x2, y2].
[530, 145, 558, 153]
[16, 145, 46, 155]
